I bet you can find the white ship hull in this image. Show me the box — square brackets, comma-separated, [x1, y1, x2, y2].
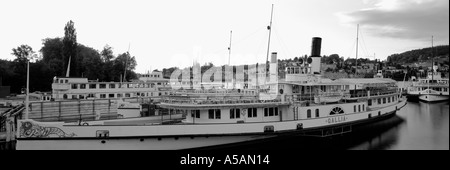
[17, 135, 272, 150]
[419, 94, 449, 102]
[15, 99, 407, 150]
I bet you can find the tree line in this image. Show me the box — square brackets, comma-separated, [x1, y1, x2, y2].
[0, 20, 137, 94]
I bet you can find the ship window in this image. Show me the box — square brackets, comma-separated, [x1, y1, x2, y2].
[368, 99, 372, 106]
[307, 109, 311, 118]
[230, 109, 241, 119]
[88, 94, 95, 98]
[63, 94, 68, 99]
[445, 88, 448, 92]
[125, 93, 130, 97]
[215, 109, 221, 119]
[71, 84, 78, 89]
[100, 94, 106, 98]
[378, 98, 381, 104]
[388, 97, 391, 103]
[100, 84, 106, 89]
[109, 84, 115, 89]
[358, 105, 361, 112]
[79, 95, 84, 99]
[80, 84, 86, 89]
[269, 108, 274, 116]
[117, 94, 122, 98]
[330, 107, 344, 115]
[209, 109, 214, 119]
[363, 105, 365, 111]
[248, 108, 257, 118]
[315, 109, 319, 117]
[72, 95, 77, 99]
[264, 108, 268, 117]
[354, 105, 356, 112]
[191, 110, 200, 118]
[89, 84, 97, 89]
[109, 94, 115, 98]
[60, 80, 63, 83]
[65, 80, 68, 83]
[383, 98, 386, 104]
[275, 107, 278, 116]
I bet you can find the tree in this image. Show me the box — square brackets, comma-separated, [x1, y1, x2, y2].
[100, 45, 114, 62]
[63, 20, 78, 77]
[11, 45, 34, 63]
[40, 38, 65, 77]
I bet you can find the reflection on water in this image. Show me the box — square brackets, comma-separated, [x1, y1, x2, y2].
[350, 101, 449, 150]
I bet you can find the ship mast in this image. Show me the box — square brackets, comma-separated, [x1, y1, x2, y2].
[265, 4, 274, 79]
[431, 36, 434, 81]
[355, 24, 359, 72]
[123, 43, 130, 82]
[228, 30, 233, 66]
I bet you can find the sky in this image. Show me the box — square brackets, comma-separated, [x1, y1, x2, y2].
[0, 0, 448, 73]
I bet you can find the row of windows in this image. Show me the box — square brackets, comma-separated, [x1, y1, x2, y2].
[264, 107, 279, 117]
[368, 96, 397, 106]
[71, 83, 166, 90]
[353, 104, 365, 113]
[65, 92, 166, 99]
[306, 109, 321, 118]
[200, 108, 277, 120]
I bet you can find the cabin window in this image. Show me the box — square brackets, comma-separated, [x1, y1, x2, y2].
[60, 80, 63, 83]
[208, 109, 221, 119]
[383, 98, 386, 104]
[378, 98, 381, 104]
[65, 80, 68, 83]
[445, 88, 448, 92]
[191, 110, 200, 118]
[109, 94, 115, 98]
[368, 99, 372, 106]
[125, 93, 130, 97]
[354, 105, 356, 112]
[117, 94, 122, 98]
[109, 84, 116, 89]
[264, 108, 268, 117]
[363, 105, 365, 111]
[230, 109, 241, 119]
[330, 107, 344, 115]
[307, 109, 311, 118]
[215, 109, 221, 119]
[248, 108, 257, 118]
[315, 109, 319, 117]
[100, 84, 106, 89]
[392, 96, 395, 102]
[87, 94, 95, 98]
[80, 84, 86, 89]
[209, 110, 214, 119]
[72, 95, 77, 99]
[358, 105, 361, 112]
[388, 97, 391, 103]
[89, 84, 97, 89]
[275, 107, 279, 116]
[269, 108, 274, 116]
[79, 95, 85, 99]
[63, 94, 68, 99]
[100, 94, 106, 98]
[71, 84, 78, 89]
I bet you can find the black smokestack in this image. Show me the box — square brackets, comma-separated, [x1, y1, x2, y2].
[311, 37, 322, 57]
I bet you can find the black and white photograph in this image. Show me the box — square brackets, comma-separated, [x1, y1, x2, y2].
[0, 0, 448, 160]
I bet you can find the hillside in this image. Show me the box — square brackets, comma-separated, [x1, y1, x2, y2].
[387, 45, 449, 64]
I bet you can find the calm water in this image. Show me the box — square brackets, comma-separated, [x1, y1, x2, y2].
[350, 101, 449, 150]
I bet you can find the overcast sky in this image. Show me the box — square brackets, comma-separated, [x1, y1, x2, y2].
[0, 0, 448, 73]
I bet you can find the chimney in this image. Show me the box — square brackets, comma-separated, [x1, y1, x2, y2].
[310, 37, 322, 74]
[0, 76, 2, 86]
